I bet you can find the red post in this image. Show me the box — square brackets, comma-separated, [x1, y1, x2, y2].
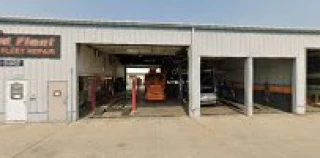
[131, 77, 137, 113]
[91, 77, 96, 112]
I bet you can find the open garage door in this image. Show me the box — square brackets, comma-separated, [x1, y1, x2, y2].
[76, 44, 189, 118]
[200, 57, 245, 115]
[253, 58, 293, 114]
[306, 49, 320, 113]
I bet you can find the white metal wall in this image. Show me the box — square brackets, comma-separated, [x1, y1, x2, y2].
[192, 30, 320, 115]
[0, 23, 191, 122]
[194, 31, 313, 57]
[77, 45, 115, 76]
[1, 21, 320, 121]
[0, 24, 76, 122]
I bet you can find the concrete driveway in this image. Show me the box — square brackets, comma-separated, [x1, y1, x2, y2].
[1, 114, 320, 158]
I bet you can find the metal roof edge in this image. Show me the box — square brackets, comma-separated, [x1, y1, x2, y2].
[1, 16, 320, 34]
[0, 16, 193, 29]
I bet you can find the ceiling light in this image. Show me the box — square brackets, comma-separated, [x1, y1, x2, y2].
[126, 48, 139, 53]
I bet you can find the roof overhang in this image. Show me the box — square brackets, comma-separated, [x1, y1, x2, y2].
[1, 16, 320, 35]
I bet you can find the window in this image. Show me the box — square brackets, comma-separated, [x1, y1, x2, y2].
[11, 83, 24, 100]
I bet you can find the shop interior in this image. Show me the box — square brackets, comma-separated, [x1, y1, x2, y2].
[307, 50, 320, 112]
[77, 44, 189, 118]
[200, 57, 245, 115]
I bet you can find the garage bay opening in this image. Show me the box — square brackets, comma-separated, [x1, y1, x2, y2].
[77, 44, 189, 118]
[307, 49, 320, 112]
[200, 57, 245, 115]
[253, 58, 293, 114]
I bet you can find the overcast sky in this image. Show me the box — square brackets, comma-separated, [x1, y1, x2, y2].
[0, 0, 319, 28]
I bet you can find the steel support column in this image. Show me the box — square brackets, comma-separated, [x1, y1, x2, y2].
[244, 57, 253, 116]
[188, 27, 201, 117]
[293, 56, 306, 114]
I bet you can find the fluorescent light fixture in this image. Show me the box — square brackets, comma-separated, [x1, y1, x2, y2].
[126, 48, 150, 54]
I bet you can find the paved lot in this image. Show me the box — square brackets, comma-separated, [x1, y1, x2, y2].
[1, 114, 320, 158]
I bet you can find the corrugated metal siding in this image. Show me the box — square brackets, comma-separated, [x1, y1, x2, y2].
[1, 21, 320, 121]
[77, 45, 120, 76]
[0, 23, 192, 121]
[75, 26, 191, 45]
[194, 31, 320, 57]
[0, 24, 74, 122]
[193, 30, 315, 114]
[77, 45, 106, 75]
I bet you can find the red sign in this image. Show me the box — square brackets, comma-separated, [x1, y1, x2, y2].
[0, 34, 60, 58]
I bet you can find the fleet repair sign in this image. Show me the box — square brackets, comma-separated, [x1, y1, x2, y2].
[0, 33, 60, 58]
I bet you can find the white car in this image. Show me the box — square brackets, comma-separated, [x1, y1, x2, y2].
[200, 86, 218, 105]
[200, 93, 218, 105]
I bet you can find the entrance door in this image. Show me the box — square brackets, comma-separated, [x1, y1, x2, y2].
[48, 81, 67, 121]
[6, 80, 28, 121]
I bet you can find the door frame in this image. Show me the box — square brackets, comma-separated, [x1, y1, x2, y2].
[47, 80, 68, 122]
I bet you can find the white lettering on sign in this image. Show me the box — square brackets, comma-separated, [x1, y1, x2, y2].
[15, 37, 56, 47]
[0, 37, 12, 46]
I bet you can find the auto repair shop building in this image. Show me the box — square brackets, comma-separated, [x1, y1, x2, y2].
[0, 17, 315, 122]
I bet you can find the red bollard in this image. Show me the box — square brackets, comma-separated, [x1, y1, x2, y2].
[131, 77, 137, 114]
